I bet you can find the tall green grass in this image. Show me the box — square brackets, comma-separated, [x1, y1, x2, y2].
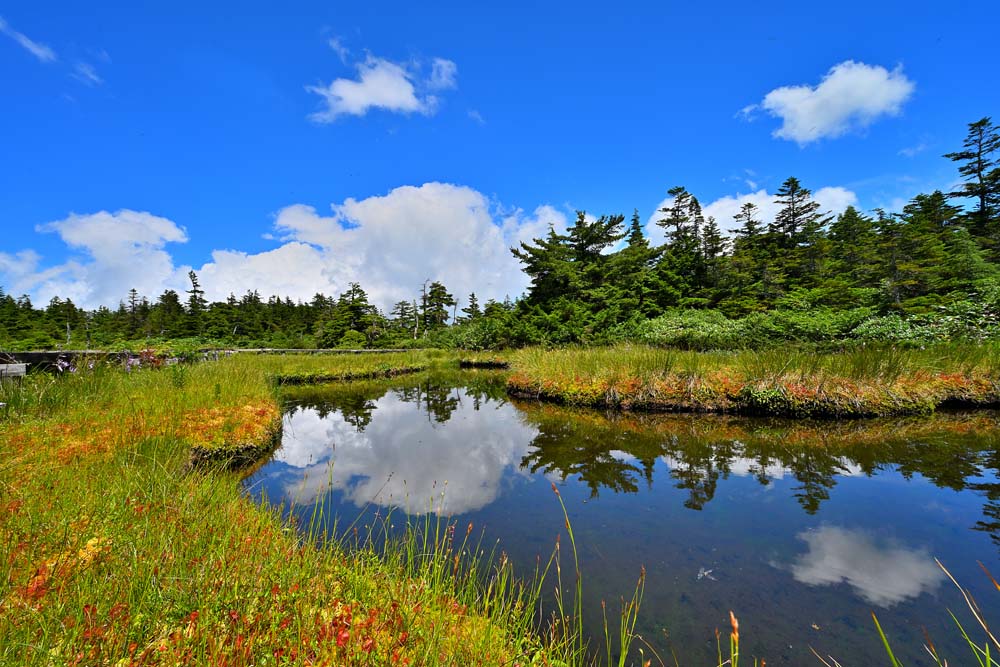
[506, 343, 1000, 417]
[510, 343, 1000, 386]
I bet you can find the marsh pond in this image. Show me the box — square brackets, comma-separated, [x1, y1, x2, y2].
[244, 371, 1000, 665]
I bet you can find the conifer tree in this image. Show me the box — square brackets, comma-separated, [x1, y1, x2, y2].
[879, 196, 949, 311]
[149, 290, 184, 336]
[185, 271, 207, 335]
[772, 177, 825, 242]
[733, 202, 763, 241]
[613, 210, 663, 316]
[461, 292, 482, 321]
[700, 216, 727, 289]
[316, 283, 376, 347]
[511, 225, 575, 306]
[945, 117, 1000, 238]
[127, 288, 140, 336]
[827, 206, 880, 286]
[770, 177, 830, 287]
[423, 281, 455, 329]
[390, 300, 417, 334]
[656, 186, 704, 302]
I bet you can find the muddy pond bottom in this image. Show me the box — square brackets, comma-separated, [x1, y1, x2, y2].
[244, 372, 1000, 666]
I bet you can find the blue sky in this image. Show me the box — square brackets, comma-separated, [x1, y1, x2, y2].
[2, 0, 998, 309]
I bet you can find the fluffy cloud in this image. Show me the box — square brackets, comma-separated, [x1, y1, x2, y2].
[0, 15, 56, 63]
[813, 186, 859, 214]
[646, 185, 858, 238]
[197, 243, 336, 302]
[307, 54, 457, 123]
[261, 183, 565, 309]
[788, 526, 943, 607]
[2, 210, 190, 307]
[1, 183, 568, 311]
[0, 249, 43, 279]
[746, 61, 915, 144]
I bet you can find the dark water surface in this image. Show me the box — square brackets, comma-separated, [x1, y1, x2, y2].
[243, 371, 1000, 666]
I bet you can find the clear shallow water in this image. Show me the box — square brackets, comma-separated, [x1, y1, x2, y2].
[243, 372, 1000, 666]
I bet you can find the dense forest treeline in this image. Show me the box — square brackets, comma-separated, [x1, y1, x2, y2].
[2, 117, 999, 352]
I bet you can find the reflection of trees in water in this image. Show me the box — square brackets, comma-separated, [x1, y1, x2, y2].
[971, 449, 1000, 547]
[284, 393, 377, 429]
[281, 372, 509, 433]
[396, 380, 505, 425]
[516, 403, 1000, 540]
[663, 439, 719, 510]
[521, 420, 657, 496]
[784, 450, 839, 514]
[420, 385, 461, 424]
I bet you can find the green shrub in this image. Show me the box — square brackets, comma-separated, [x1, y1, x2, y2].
[336, 330, 368, 349]
[633, 310, 743, 350]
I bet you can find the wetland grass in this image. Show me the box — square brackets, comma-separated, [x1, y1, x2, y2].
[506, 343, 1000, 418]
[257, 350, 450, 385]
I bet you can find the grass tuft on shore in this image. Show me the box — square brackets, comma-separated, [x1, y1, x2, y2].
[251, 350, 451, 385]
[506, 343, 1000, 418]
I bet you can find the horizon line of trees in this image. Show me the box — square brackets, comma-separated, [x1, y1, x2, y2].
[0, 268, 516, 350]
[2, 116, 998, 351]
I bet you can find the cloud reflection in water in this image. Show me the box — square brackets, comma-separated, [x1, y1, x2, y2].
[788, 525, 944, 607]
[271, 391, 538, 515]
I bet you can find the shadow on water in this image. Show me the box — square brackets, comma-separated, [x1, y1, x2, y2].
[245, 371, 1000, 666]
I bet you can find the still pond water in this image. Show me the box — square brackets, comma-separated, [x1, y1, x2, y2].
[244, 371, 1000, 665]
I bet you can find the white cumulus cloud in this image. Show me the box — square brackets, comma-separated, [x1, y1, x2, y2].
[0, 15, 56, 63]
[197, 243, 336, 303]
[265, 182, 565, 309]
[1, 184, 568, 311]
[307, 53, 457, 123]
[748, 61, 915, 144]
[1, 210, 190, 308]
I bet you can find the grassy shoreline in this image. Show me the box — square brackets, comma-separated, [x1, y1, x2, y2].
[258, 350, 442, 386]
[506, 344, 1000, 418]
[0, 353, 582, 666]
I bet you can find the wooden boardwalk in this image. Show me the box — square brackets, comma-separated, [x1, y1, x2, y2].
[0, 363, 27, 379]
[0, 348, 413, 368]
